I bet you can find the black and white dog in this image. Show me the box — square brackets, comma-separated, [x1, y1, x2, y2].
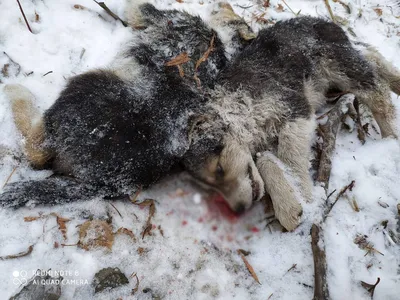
[0, 2, 253, 205]
[1, 3, 400, 231]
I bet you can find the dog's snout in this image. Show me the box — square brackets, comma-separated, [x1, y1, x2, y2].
[234, 203, 246, 214]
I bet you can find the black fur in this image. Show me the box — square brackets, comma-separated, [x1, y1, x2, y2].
[0, 4, 230, 208]
[217, 17, 377, 121]
[132, 3, 227, 89]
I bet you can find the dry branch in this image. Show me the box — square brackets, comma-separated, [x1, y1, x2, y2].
[93, 0, 128, 27]
[323, 0, 336, 23]
[0, 245, 33, 260]
[16, 0, 33, 33]
[316, 94, 356, 189]
[311, 225, 329, 300]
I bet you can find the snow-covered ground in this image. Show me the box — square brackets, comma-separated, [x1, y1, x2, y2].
[0, 0, 399, 299]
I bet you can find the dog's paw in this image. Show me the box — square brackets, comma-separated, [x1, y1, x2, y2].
[256, 152, 303, 231]
[273, 199, 303, 231]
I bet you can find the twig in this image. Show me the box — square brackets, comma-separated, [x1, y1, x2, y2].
[238, 250, 261, 285]
[323, 180, 355, 222]
[110, 203, 122, 218]
[323, 0, 336, 23]
[2, 166, 17, 189]
[93, 0, 128, 27]
[282, 0, 300, 16]
[16, 0, 33, 33]
[316, 94, 356, 189]
[236, 4, 254, 9]
[0, 245, 33, 260]
[311, 225, 329, 300]
[325, 189, 336, 202]
[42, 71, 53, 77]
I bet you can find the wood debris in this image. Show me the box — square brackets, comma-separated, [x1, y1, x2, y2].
[115, 227, 136, 241]
[134, 199, 156, 239]
[237, 250, 261, 285]
[131, 272, 140, 295]
[354, 234, 384, 256]
[311, 224, 329, 300]
[361, 277, 380, 298]
[2, 166, 18, 189]
[0, 245, 34, 260]
[24, 213, 70, 241]
[92, 0, 128, 27]
[332, 0, 351, 14]
[323, 0, 336, 23]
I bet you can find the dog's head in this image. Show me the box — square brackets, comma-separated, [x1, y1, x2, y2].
[183, 123, 264, 213]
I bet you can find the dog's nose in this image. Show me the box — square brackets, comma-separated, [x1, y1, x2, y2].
[234, 203, 246, 214]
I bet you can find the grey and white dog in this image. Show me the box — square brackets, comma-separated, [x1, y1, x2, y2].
[1, 3, 400, 231]
[184, 17, 400, 230]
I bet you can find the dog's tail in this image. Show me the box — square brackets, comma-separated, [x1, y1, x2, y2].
[363, 47, 400, 95]
[0, 176, 114, 209]
[4, 84, 51, 168]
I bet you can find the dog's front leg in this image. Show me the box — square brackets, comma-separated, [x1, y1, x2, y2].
[256, 152, 303, 231]
[276, 118, 314, 202]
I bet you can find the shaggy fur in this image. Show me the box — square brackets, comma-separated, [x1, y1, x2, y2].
[1, 12, 399, 231]
[182, 17, 400, 230]
[0, 2, 248, 207]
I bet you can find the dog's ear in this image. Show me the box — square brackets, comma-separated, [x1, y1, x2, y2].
[210, 2, 256, 46]
[183, 114, 225, 171]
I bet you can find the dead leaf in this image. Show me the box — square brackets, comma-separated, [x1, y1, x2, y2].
[24, 216, 41, 222]
[116, 227, 136, 241]
[361, 277, 380, 298]
[0, 245, 33, 260]
[193, 35, 215, 88]
[73, 4, 86, 10]
[55, 215, 70, 241]
[263, 0, 270, 8]
[34, 11, 40, 22]
[373, 8, 382, 16]
[141, 223, 152, 240]
[276, 4, 284, 12]
[165, 52, 190, 67]
[238, 250, 261, 285]
[78, 220, 114, 250]
[134, 199, 156, 239]
[176, 0, 184, 3]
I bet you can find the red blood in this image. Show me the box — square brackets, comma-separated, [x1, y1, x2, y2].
[250, 226, 260, 233]
[208, 194, 242, 223]
[182, 220, 188, 226]
[212, 225, 218, 231]
[198, 217, 204, 223]
[152, 224, 157, 229]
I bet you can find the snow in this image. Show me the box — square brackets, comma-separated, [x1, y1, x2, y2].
[0, 0, 400, 299]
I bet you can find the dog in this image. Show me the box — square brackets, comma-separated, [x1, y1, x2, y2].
[0, 2, 253, 206]
[180, 16, 400, 230]
[2, 11, 399, 231]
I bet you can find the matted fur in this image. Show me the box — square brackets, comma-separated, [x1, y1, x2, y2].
[182, 16, 400, 229]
